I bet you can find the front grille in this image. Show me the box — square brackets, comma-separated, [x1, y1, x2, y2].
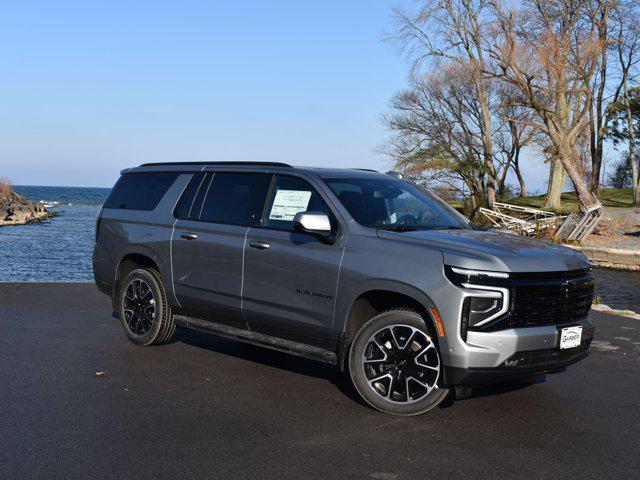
[503, 338, 591, 369]
[508, 268, 591, 281]
[504, 278, 594, 328]
[480, 269, 594, 330]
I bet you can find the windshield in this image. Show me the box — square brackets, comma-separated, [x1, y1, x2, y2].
[324, 177, 469, 230]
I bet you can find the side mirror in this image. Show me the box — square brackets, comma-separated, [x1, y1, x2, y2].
[292, 212, 335, 244]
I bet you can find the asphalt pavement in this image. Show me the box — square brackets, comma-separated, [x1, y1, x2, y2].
[1, 283, 639, 479]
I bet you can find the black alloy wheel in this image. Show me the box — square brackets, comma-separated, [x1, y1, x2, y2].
[118, 268, 176, 346]
[349, 309, 449, 415]
[123, 279, 156, 336]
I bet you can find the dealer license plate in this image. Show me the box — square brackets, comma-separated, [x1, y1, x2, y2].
[560, 326, 582, 349]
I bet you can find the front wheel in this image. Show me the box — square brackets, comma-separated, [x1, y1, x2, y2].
[117, 268, 176, 346]
[348, 309, 449, 415]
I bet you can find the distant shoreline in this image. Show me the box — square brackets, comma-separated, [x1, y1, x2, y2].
[13, 184, 112, 189]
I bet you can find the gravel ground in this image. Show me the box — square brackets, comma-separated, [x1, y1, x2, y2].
[583, 208, 640, 251]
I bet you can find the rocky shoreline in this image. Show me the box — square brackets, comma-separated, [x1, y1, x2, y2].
[0, 188, 54, 227]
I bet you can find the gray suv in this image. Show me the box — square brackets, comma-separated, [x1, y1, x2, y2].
[93, 162, 595, 415]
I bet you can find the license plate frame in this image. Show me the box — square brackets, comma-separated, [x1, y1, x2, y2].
[559, 326, 582, 350]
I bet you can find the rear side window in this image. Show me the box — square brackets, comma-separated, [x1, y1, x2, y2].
[262, 175, 331, 231]
[104, 172, 179, 211]
[174, 173, 208, 220]
[198, 173, 272, 226]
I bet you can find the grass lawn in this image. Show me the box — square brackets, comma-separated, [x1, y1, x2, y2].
[503, 188, 636, 212]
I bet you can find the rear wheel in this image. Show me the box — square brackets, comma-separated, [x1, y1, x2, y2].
[118, 268, 175, 346]
[348, 309, 449, 415]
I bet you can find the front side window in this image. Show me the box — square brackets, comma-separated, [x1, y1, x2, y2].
[262, 176, 331, 231]
[324, 177, 467, 230]
[198, 173, 271, 226]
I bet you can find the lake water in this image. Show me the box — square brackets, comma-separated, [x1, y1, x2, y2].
[2, 185, 639, 312]
[2, 186, 110, 282]
[592, 268, 640, 312]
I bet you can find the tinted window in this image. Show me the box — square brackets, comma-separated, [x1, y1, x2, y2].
[174, 173, 209, 220]
[325, 177, 467, 230]
[104, 172, 179, 211]
[199, 173, 271, 225]
[262, 176, 331, 230]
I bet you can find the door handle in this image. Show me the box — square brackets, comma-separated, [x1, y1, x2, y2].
[248, 240, 270, 250]
[180, 232, 198, 240]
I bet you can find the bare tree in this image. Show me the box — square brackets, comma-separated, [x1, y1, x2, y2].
[382, 65, 488, 210]
[383, 61, 535, 210]
[392, 0, 500, 205]
[610, 1, 640, 204]
[495, 88, 538, 197]
[587, 0, 617, 196]
[488, 0, 602, 209]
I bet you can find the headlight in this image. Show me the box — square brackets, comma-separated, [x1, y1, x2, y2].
[462, 296, 504, 327]
[445, 266, 510, 340]
[449, 266, 509, 280]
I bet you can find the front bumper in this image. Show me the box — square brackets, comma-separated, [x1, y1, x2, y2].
[444, 339, 591, 387]
[442, 317, 595, 387]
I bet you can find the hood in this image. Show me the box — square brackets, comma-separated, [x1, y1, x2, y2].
[377, 228, 590, 273]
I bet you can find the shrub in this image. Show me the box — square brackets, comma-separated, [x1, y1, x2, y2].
[0, 177, 13, 197]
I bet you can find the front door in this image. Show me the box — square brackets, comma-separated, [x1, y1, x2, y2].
[171, 171, 271, 327]
[242, 175, 345, 348]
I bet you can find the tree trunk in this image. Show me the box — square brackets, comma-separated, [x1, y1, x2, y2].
[480, 107, 496, 206]
[590, 4, 610, 198]
[515, 168, 526, 198]
[589, 104, 599, 194]
[557, 141, 599, 208]
[624, 80, 639, 206]
[590, 118, 605, 196]
[544, 158, 566, 210]
[513, 145, 526, 197]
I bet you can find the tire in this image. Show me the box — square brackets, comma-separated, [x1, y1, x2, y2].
[117, 268, 176, 346]
[348, 309, 449, 416]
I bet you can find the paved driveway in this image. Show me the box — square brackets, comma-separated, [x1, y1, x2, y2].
[1, 283, 638, 479]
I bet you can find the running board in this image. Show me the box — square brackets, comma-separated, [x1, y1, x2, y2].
[174, 315, 337, 365]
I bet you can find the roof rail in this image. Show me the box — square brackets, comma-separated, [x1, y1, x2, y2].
[140, 161, 292, 168]
[352, 168, 379, 173]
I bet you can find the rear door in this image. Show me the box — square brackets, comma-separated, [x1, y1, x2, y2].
[242, 174, 346, 348]
[171, 171, 271, 327]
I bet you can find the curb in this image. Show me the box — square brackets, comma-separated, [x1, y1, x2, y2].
[567, 245, 640, 271]
[592, 303, 640, 320]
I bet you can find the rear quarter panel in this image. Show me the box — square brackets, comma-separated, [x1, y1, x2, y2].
[93, 174, 191, 305]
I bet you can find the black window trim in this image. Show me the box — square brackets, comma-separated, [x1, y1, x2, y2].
[195, 173, 215, 221]
[172, 172, 207, 220]
[254, 173, 341, 235]
[174, 171, 272, 228]
[171, 170, 344, 233]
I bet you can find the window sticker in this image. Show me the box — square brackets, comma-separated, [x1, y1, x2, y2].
[269, 189, 312, 221]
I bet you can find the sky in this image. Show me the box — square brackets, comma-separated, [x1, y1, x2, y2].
[0, 0, 551, 190]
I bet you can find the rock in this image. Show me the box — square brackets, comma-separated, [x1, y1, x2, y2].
[0, 187, 52, 227]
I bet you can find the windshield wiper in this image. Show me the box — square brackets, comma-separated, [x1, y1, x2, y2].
[376, 225, 464, 232]
[375, 225, 424, 232]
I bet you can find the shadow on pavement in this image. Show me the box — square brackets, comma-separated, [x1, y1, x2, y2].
[174, 326, 368, 407]
[174, 326, 542, 410]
